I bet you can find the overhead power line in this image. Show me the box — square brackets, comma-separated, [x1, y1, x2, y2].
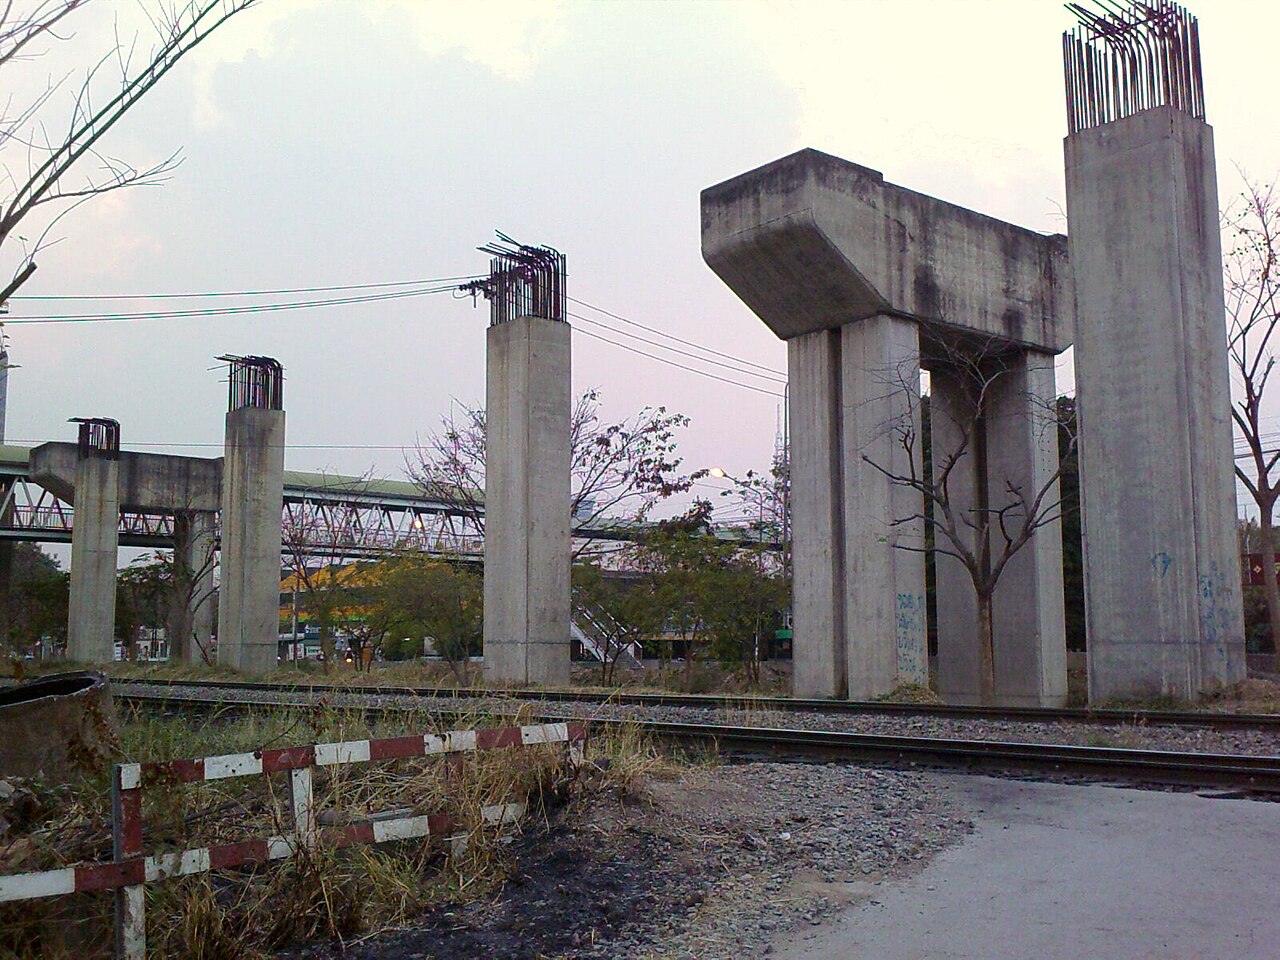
[1, 284, 461, 323]
[570, 326, 784, 399]
[569, 296, 785, 378]
[8, 274, 485, 301]
[567, 311, 786, 385]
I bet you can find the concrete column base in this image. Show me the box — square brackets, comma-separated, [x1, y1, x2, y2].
[841, 316, 929, 698]
[67, 457, 119, 663]
[217, 408, 285, 674]
[483, 315, 571, 687]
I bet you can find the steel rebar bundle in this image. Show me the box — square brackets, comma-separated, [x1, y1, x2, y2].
[1063, 1, 1205, 134]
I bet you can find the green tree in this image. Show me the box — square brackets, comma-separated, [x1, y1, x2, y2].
[572, 561, 664, 684]
[3, 544, 67, 674]
[376, 555, 482, 684]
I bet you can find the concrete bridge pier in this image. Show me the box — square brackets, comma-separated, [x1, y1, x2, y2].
[483, 313, 572, 686]
[840, 316, 929, 698]
[217, 356, 285, 674]
[702, 148, 1071, 704]
[66, 419, 121, 663]
[173, 509, 217, 662]
[932, 351, 1067, 707]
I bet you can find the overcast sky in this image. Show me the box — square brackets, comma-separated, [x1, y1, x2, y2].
[4, 0, 1277, 529]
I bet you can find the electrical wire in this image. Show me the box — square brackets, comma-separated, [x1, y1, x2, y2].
[7, 274, 485, 300]
[569, 296, 785, 377]
[0, 283, 460, 323]
[570, 325, 784, 399]
[567, 311, 786, 385]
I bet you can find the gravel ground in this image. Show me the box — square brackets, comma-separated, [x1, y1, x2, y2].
[112, 680, 1280, 757]
[278, 761, 973, 960]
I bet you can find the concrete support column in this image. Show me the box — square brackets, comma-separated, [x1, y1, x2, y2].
[483, 315, 571, 686]
[987, 352, 1067, 706]
[172, 510, 216, 663]
[841, 315, 928, 697]
[217, 407, 285, 673]
[67, 456, 119, 662]
[787, 329, 846, 698]
[1066, 107, 1246, 700]
[933, 353, 1067, 706]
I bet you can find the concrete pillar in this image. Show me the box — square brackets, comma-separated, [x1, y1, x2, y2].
[787, 329, 846, 698]
[932, 353, 1068, 706]
[172, 510, 216, 663]
[217, 407, 285, 673]
[1066, 107, 1246, 701]
[841, 315, 928, 697]
[483, 314, 571, 686]
[67, 456, 119, 662]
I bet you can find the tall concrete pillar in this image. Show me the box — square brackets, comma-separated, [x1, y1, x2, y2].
[841, 315, 928, 697]
[932, 353, 1067, 706]
[67, 420, 121, 663]
[217, 357, 285, 673]
[172, 510, 216, 662]
[1066, 106, 1246, 701]
[788, 329, 846, 698]
[483, 314, 571, 686]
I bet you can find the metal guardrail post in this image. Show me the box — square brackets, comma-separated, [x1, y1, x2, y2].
[112, 763, 146, 959]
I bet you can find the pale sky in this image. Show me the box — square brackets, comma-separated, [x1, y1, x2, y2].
[4, 0, 1277, 529]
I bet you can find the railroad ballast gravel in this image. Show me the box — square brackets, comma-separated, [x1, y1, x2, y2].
[116, 680, 1280, 757]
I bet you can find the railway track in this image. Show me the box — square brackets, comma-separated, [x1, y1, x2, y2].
[118, 686, 1280, 797]
[117, 675, 1280, 731]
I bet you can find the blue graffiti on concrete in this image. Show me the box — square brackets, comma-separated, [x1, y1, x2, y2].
[1151, 552, 1173, 578]
[895, 592, 927, 682]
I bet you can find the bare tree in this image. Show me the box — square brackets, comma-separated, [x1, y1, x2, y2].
[865, 334, 1074, 705]
[1226, 177, 1280, 670]
[407, 389, 701, 560]
[1, 0, 255, 303]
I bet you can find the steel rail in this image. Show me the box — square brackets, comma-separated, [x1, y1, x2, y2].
[117, 690, 1280, 796]
[115, 676, 1280, 732]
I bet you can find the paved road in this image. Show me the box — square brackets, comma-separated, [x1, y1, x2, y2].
[771, 775, 1280, 960]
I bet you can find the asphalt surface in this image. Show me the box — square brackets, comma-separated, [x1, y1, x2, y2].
[771, 775, 1280, 960]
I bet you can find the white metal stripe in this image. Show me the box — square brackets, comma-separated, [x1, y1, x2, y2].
[266, 835, 296, 860]
[521, 722, 569, 746]
[146, 847, 210, 882]
[445, 730, 477, 753]
[118, 763, 142, 791]
[371, 816, 433, 843]
[481, 802, 527, 825]
[203, 752, 263, 780]
[119, 884, 146, 959]
[0, 867, 76, 903]
[423, 733, 447, 755]
[314, 740, 371, 766]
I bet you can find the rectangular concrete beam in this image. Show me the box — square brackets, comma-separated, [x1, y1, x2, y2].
[1066, 106, 1246, 700]
[217, 408, 285, 673]
[67, 457, 119, 663]
[702, 149, 1072, 352]
[787, 329, 847, 698]
[841, 315, 929, 697]
[932, 353, 1067, 707]
[484, 315, 571, 687]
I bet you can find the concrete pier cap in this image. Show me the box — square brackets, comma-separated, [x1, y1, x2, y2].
[700, 148, 1074, 354]
[701, 148, 1073, 705]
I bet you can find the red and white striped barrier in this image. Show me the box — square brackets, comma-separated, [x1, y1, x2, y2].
[0, 720, 586, 959]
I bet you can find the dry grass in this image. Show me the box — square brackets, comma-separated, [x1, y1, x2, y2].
[0, 700, 641, 959]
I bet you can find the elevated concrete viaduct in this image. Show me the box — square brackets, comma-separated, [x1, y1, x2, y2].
[703, 148, 1072, 705]
[30, 424, 221, 663]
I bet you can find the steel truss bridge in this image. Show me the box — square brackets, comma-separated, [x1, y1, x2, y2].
[0, 444, 634, 562]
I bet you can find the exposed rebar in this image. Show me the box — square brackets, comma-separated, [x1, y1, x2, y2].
[1063, 1, 1204, 134]
[459, 232, 567, 327]
[217, 355, 284, 412]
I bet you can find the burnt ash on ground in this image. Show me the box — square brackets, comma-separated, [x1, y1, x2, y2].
[280, 797, 712, 960]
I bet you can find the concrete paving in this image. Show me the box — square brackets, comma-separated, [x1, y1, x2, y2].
[771, 775, 1280, 960]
